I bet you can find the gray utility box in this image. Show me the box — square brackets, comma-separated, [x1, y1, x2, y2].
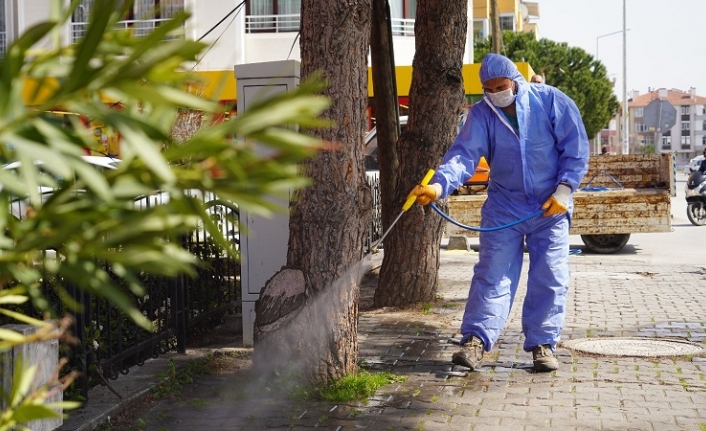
[235, 60, 300, 346]
[1, 324, 62, 431]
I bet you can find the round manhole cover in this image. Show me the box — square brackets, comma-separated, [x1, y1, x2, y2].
[562, 337, 704, 358]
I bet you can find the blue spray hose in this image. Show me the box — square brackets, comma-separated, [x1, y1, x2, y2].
[429, 202, 584, 254]
[430, 203, 543, 232]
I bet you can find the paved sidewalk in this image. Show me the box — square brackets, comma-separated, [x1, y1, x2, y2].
[60, 248, 706, 431]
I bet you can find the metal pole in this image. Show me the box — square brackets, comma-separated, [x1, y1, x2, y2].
[622, 0, 628, 154]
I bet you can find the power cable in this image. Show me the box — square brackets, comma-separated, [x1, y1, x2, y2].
[197, 0, 247, 42]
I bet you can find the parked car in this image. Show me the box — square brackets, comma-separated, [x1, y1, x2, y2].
[684, 155, 705, 175]
[2, 156, 238, 248]
[3, 155, 122, 220]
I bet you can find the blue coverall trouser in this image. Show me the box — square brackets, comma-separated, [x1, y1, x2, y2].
[459, 212, 570, 353]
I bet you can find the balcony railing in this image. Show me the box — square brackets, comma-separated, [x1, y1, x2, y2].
[245, 15, 416, 37]
[245, 14, 300, 33]
[70, 18, 184, 44]
[391, 18, 415, 36]
[0, 31, 6, 59]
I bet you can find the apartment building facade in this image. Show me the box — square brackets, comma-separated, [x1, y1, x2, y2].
[628, 88, 706, 164]
[2, 1, 541, 105]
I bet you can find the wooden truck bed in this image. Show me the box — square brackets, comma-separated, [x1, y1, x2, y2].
[446, 153, 675, 253]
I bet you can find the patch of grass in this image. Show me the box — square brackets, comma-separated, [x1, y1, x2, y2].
[431, 395, 439, 403]
[315, 370, 406, 402]
[188, 398, 211, 408]
[151, 356, 215, 399]
[420, 303, 432, 315]
[698, 423, 706, 431]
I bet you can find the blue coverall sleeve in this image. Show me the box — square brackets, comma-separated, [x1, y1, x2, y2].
[432, 107, 490, 199]
[548, 91, 590, 192]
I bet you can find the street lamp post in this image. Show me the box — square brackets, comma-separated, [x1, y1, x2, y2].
[595, 29, 629, 58]
[622, 0, 628, 155]
[595, 24, 630, 154]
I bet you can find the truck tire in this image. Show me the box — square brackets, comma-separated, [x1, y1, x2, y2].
[580, 234, 630, 254]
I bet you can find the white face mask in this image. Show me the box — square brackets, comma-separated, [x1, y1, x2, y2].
[486, 87, 516, 108]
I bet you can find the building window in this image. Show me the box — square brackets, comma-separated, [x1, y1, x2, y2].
[703, 136, 706, 146]
[681, 105, 691, 115]
[634, 107, 644, 118]
[389, 0, 416, 36]
[389, 0, 416, 19]
[0, 0, 5, 59]
[635, 122, 648, 132]
[246, 0, 301, 33]
[682, 121, 690, 131]
[473, 19, 488, 40]
[681, 136, 691, 149]
[71, 0, 184, 43]
[661, 135, 671, 149]
[499, 14, 515, 31]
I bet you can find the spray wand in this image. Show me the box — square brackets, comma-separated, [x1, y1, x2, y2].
[369, 169, 435, 254]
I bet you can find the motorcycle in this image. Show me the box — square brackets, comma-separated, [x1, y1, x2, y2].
[685, 169, 706, 226]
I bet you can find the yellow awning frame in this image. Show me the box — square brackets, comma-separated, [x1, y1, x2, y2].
[22, 62, 536, 105]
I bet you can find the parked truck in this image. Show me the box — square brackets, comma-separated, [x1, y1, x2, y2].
[445, 152, 676, 253]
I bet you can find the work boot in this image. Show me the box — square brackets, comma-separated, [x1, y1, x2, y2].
[452, 335, 484, 371]
[532, 344, 559, 372]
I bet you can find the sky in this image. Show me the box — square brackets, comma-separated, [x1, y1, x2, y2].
[537, 0, 706, 102]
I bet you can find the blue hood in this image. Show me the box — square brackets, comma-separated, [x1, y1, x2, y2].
[479, 54, 524, 84]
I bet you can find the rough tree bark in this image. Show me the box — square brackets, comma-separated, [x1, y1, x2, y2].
[375, 0, 467, 307]
[253, 0, 372, 386]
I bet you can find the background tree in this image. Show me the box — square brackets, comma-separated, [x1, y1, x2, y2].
[475, 31, 620, 138]
[253, 0, 372, 385]
[0, 1, 328, 428]
[375, 0, 468, 306]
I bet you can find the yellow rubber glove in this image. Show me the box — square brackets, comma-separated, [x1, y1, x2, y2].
[542, 184, 572, 216]
[407, 183, 442, 206]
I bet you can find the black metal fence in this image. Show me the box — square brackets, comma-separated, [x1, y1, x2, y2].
[366, 173, 383, 250]
[2, 199, 240, 401]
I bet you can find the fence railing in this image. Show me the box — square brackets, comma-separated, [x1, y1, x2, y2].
[366, 172, 383, 250]
[391, 18, 415, 37]
[70, 18, 184, 43]
[2, 192, 240, 400]
[244, 15, 415, 36]
[245, 14, 300, 33]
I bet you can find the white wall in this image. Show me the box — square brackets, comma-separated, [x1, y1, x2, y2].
[245, 33, 301, 63]
[14, 0, 53, 51]
[187, 0, 245, 71]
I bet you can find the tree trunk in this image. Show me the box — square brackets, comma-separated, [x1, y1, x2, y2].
[370, 0, 399, 235]
[375, 0, 467, 307]
[490, 0, 501, 54]
[253, 0, 372, 386]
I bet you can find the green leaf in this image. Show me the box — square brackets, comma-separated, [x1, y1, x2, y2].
[10, 363, 37, 406]
[13, 405, 61, 423]
[0, 328, 26, 342]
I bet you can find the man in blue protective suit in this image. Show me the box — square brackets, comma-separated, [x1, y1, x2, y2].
[409, 53, 589, 372]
